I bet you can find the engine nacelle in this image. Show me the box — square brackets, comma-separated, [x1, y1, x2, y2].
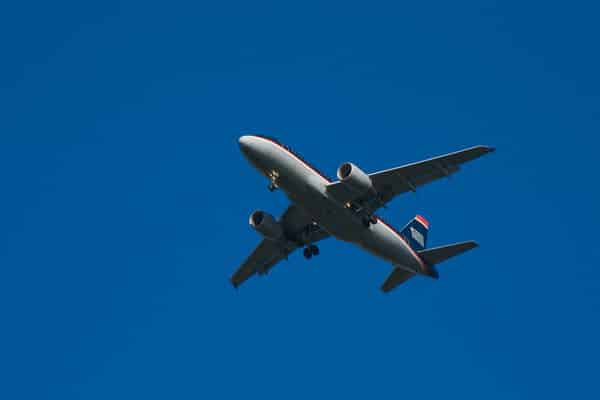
[337, 162, 375, 196]
[249, 210, 284, 241]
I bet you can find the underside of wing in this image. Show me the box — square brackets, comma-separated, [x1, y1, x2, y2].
[327, 145, 494, 207]
[381, 267, 416, 292]
[230, 239, 290, 287]
[371, 145, 495, 204]
[231, 204, 329, 288]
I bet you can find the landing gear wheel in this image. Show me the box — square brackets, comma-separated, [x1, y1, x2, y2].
[268, 182, 277, 192]
[309, 244, 319, 256]
[303, 247, 313, 259]
[369, 216, 378, 225]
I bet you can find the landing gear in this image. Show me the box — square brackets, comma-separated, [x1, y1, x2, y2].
[303, 244, 319, 259]
[362, 215, 378, 228]
[267, 170, 280, 192]
[303, 247, 312, 259]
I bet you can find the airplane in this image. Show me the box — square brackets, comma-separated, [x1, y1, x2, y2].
[231, 135, 494, 292]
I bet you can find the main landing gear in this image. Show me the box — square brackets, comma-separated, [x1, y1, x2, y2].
[303, 244, 320, 259]
[362, 215, 378, 228]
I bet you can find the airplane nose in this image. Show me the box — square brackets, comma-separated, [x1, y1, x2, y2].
[238, 135, 252, 154]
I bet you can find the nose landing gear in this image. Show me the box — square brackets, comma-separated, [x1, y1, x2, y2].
[362, 215, 378, 228]
[267, 170, 280, 192]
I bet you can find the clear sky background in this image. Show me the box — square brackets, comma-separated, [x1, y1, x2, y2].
[1, 1, 599, 399]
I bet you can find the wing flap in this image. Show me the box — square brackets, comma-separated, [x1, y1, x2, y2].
[373, 145, 494, 203]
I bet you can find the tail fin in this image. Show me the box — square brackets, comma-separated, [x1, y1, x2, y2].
[400, 215, 429, 251]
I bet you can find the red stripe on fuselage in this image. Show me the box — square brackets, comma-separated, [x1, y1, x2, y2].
[377, 217, 427, 271]
[251, 136, 332, 184]
[251, 135, 426, 272]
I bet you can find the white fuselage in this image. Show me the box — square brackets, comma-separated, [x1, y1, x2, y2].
[239, 135, 426, 274]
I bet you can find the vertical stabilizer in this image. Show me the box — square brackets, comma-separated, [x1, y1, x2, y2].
[400, 215, 429, 251]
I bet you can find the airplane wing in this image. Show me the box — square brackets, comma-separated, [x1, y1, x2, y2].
[230, 239, 288, 287]
[326, 145, 494, 207]
[230, 204, 329, 288]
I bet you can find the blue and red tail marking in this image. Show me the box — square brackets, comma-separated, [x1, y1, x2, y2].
[400, 215, 430, 251]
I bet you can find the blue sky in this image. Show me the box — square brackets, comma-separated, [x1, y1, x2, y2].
[1, 1, 599, 399]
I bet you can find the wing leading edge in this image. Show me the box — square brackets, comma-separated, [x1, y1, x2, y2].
[327, 145, 495, 206]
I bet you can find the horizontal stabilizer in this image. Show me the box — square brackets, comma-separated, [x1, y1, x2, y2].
[417, 241, 478, 266]
[381, 268, 416, 293]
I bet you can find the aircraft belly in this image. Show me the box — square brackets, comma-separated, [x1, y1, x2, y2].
[274, 167, 361, 242]
[284, 181, 416, 268]
[270, 149, 419, 268]
[283, 181, 361, 242]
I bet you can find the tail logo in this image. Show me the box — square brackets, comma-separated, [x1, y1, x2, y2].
[410, 227, 425, 248]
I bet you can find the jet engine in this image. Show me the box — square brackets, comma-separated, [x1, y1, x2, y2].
[337, 162, 375, 196]
[249, 210, 284, 241]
